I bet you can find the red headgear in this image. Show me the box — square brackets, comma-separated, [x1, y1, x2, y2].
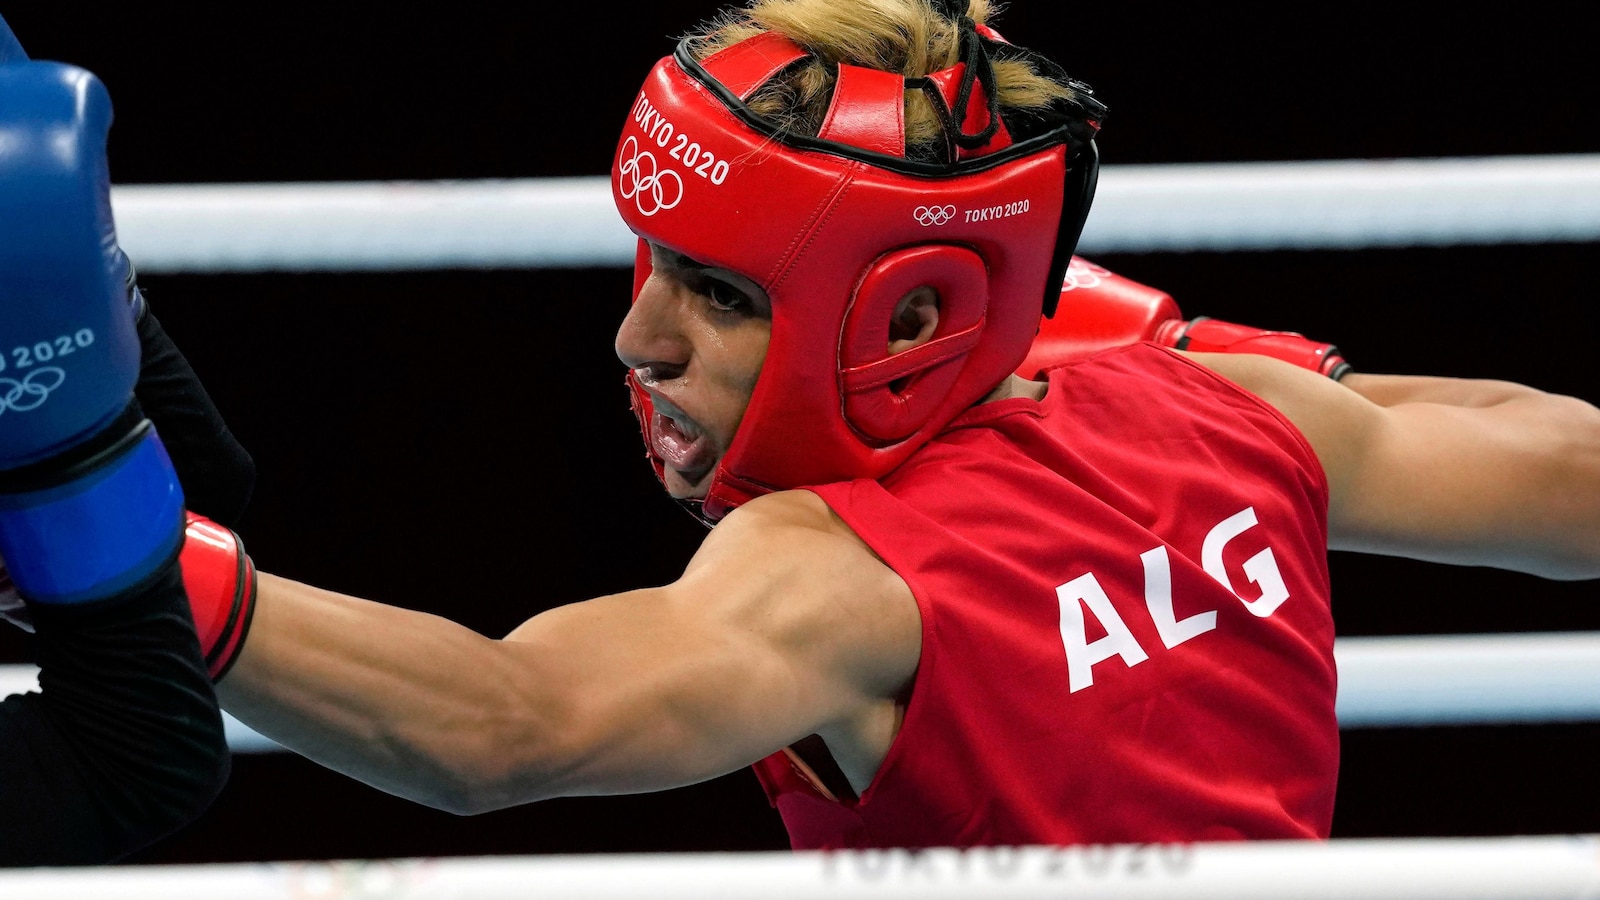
[611, 21, 1104, 524]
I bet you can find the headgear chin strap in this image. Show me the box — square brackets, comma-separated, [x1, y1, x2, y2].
[613, 24, 1104, 525]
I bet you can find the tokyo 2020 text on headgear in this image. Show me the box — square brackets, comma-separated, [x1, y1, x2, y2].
[611, 4, 1105, 524]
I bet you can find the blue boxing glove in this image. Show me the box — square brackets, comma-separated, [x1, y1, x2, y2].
[0, 61, 186, 606]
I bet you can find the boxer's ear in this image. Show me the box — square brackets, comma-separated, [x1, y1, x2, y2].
[888, 287, 940, 354]
[839, 245, 989, 442]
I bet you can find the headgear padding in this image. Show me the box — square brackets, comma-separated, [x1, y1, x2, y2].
[612, 26, 1103, 524]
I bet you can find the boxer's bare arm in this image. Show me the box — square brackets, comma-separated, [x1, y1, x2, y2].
[218, 489, 920, 814]
[1185, 350, 1600, 580]
[1339, 372, 1559, 409]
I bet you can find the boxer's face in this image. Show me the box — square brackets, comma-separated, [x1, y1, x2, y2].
[615, 241, 771, 501]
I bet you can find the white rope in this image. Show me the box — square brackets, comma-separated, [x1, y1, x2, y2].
[113, 177, 628, 273]
[109, 154, 1600, 273]
[0, 665, 283, 752]
[1, 836, 1597, 899]
[1091, 153, 1600, 252]
[4, 631, 1600, 753]
[1331, 631, 1600, 727]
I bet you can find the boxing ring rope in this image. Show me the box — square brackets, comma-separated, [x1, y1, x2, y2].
[109, 153, 1600, 273]
[2, 837, 1599, 899]
[6, 153, 1599, 896]
[4, 630, 1600, 751]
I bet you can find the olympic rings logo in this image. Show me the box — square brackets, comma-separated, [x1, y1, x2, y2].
[914, 205, 957, 226]
[617, 136, 684, 217]
[1061, 257, 1112, 292]
[0, 367, 65, 415]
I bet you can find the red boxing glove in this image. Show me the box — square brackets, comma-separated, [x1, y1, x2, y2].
[1016, 258, 1181, 379]
[1017, 257, 1351, 381]
[1154, 316, 1351, 381]
[179, 512, 257, 681]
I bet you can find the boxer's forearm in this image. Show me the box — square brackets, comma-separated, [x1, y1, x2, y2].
[217, 573, 558, 814]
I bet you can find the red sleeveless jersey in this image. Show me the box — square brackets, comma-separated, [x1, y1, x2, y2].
[752, 343, 1338, 849]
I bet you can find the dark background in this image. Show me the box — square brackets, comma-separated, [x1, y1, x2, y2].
[3, 2, 1599, 864]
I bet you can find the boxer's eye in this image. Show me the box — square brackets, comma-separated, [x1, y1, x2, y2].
[703, 278, 753, 314]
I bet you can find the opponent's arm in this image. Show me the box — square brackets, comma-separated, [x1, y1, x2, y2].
[0, 561, 227, 865]
[217, 490, 918, 814]
[129, 276, 256, 528]
[0, 58, 229, 863]
[1190, 351, 1600, 580]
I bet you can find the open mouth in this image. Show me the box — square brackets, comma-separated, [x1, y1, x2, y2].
[649, 408, 716, 489]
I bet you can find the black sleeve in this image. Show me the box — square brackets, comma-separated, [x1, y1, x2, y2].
[0, 559, 230, 866]
[134, 295, 256, 529]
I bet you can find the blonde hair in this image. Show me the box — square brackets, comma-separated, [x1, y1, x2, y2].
[683, 0, 1083, 158]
